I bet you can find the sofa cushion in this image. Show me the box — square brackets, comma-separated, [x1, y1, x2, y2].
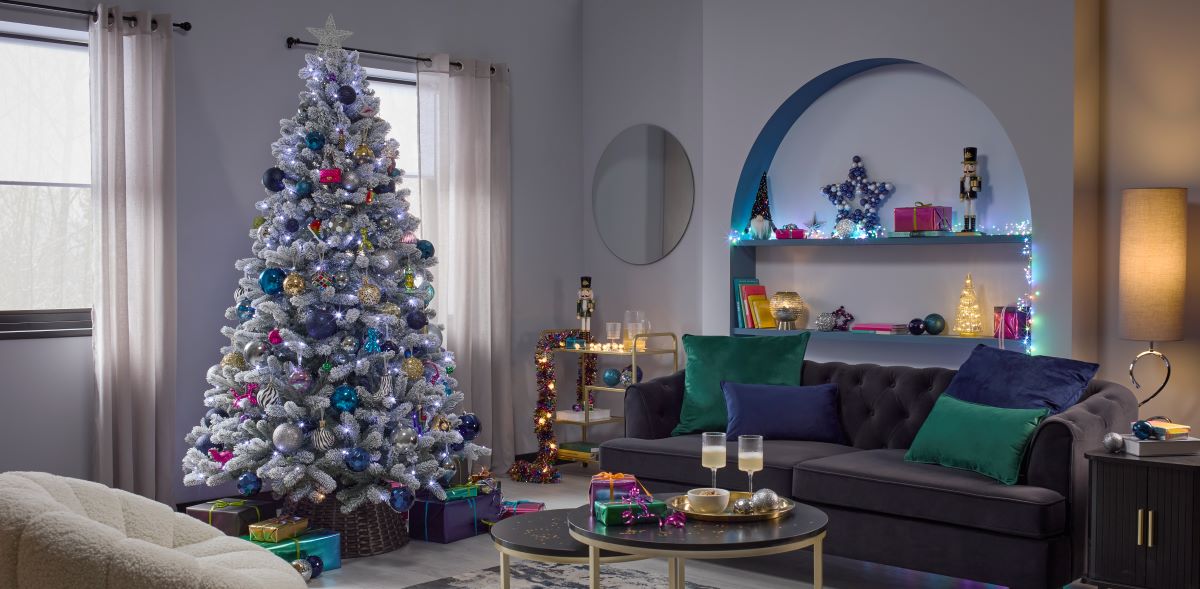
[793, 449, 1066, 538]
[944, 344, 1099, 414]
[601, 435, 857, 494]
[905, 394, 1048, 485]
[722, 381, 847, 443]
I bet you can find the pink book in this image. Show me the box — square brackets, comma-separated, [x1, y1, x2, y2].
[739, 284, 766, 327]
[851, 323, 894, 331]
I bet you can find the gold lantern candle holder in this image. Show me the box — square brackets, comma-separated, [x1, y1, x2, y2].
[769, 291, 808, 330]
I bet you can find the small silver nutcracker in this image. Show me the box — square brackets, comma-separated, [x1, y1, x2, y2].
[959, 147, 982, 234]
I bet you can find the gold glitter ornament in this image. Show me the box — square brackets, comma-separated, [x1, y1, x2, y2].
[379, 302, 402, 320]
[220, 352, 247, 370]
[353, 133, 374, 165]
[434, 416, 452, 432]
[357, 282, 382, 306]
[282, 272, 306, 296]
[403, 356, 423, 379]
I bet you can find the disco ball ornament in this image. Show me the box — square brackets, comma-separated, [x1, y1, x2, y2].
[907, 318, 926, 335]
[814, 312, 836, 332]
[243, 340, 269, 364]
[262, 167, 285, 192]
[331, 384, 359, 413]
[833, 218, 855, 239]
[259, 268, 286, 295]
[732, 498, 754, 514]
[358, 283, 382, 306]
[272, 423, 304, 453]
[923, 313, 946, 336]
[1103, 432, 1126, 453]
[304, 131, 325, 150]
[333, 271, 351, 289]
[282, 272, 306, 296]
[390, 486, 415, 512]
[291, 558, 313, 581]
[416, 240, 435, 259]
[236, 472, 262, 496]
[602, 368, 621, 387]
[620, 365, 644, 386]
[750, 489, 780, 512]
[344, 447, 371, 472]
[305, 307, 338, 339]
[458, 413, 482, 441]
[406, 310, 428, 330]
[312, 420, 337, 451]
[336, 85, 357, 105]
[220, 352, 247, 370]
[341, 171, 360, 192]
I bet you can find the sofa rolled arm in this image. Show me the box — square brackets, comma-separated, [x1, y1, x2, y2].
[1025, 379, 1137, 576]
[624, 370, 685, 439]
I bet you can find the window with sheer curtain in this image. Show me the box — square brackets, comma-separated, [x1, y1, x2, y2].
[368, 75, 421, 221]
[0, 34, 92, 315]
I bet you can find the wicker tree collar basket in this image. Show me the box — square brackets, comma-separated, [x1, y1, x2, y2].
[293, 497, 409, 558]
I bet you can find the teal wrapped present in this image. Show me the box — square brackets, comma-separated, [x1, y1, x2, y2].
[243, 528, 342, 571]
[593, 499, 668, 526]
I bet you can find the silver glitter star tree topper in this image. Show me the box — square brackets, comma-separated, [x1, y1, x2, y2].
[307, 14, 353, 55]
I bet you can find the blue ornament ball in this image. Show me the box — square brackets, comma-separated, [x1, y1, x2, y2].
[237, 472, 262, 496]
[621, 365, 644, 385]
[336, 85, 357, 105]
[375, 181, 395, 194]
[416, 240, 435, 259]
[345, 447, 371, 472]
[410, 344, 427, 357]
[602, 368, 621, 387]
[259, 268, 286, 295]
[457, 413, 482, 442]
[406, 310, 428, 330]
[923, 313, 946, 336]
[382, 340, 400, 354]
[236, 300, 255, 322]
[284, 218, 300, 233]
[331, 384, 359, 413]
[305, 307, 338, 339]
[204, 408, 228, 424]
[306, 556, 324, 579]
[907, 318, 926, 335]
[262, 167, 285, 192]
[194, 434, 217, 453]
[304, 131, 325, 151]
[390, 486, 415, 512]
[295, 179, 313, 197]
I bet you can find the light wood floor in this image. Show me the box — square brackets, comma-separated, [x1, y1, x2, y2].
[315, 465, 1095, 588]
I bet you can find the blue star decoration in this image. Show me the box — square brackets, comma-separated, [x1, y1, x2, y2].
[820, 155, 894, 237]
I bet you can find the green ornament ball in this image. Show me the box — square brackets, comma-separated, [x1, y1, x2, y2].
[923, 313, 946, 336]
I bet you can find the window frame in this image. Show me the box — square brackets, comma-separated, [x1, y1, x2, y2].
[0, 27, 93, 338]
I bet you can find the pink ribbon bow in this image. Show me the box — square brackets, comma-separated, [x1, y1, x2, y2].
[208, 448, 234, 465]
[661, 511, 686, 529]
[232, 386, 258, 408]
[620, 486, 655, 525]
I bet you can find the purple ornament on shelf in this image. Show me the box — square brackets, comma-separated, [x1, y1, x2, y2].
[907, 318, 926, 335]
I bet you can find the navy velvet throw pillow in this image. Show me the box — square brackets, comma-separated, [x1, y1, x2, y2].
[945, 344, 1099, 414]
[722, 381, 847, 443]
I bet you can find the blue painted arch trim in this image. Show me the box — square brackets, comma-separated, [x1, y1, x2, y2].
[730, 58, 914, 230]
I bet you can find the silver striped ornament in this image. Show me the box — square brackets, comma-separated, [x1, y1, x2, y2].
[313, 420, 337, 452]
[256, 381, 281, 406]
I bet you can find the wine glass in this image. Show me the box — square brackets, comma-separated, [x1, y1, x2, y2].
[702, 432, 726, 489]
[605, 322, 621, 345]
[738, 435, 763, 494]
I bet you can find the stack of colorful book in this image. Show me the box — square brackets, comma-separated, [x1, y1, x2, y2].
[1122, 420, 1200, 456]
[732, 278, 776, 329]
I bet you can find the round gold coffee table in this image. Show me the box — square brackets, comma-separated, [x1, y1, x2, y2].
[489, 507, 643, 589]
[567, 495, 828, 589]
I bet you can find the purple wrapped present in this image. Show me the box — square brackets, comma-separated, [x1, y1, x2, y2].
[409, 491, 503, 543]
[185, 498, 277, 537]
[589, 472, 647, 514]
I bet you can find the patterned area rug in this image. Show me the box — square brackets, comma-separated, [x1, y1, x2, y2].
[403, 561, 721, 589]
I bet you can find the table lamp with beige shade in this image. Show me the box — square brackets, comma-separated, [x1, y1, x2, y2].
[1118, 187, 1188, 407]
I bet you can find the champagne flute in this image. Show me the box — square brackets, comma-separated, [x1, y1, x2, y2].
[738, 435, 763, 494]
[701, 432, 726, 489]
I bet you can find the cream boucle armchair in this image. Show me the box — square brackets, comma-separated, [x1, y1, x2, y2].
[0, 471, 305, 589]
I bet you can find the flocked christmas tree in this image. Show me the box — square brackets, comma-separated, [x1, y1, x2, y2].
[182, 16, 489, 513]
[953, 273, 983, 337]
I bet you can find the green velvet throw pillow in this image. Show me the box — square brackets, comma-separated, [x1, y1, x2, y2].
[672, 334, 810, 436]
[905, 394, 1048, 485]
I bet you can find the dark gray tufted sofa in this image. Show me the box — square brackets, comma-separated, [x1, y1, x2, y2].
[599, 360, 1137, 589]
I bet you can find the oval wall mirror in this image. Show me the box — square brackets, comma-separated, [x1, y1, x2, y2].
[593, 124, 694, 265]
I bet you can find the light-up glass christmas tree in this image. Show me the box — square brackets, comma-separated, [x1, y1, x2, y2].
[953, 273, 983, 337]
[182, 16, 488, 513]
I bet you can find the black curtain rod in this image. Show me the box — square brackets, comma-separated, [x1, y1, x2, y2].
[0, 0, 192, 31]
[286, 37, 494, 74]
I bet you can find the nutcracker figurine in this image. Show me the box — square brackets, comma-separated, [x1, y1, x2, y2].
[959, 147, 983, 234]
[576, 276, 595, 332]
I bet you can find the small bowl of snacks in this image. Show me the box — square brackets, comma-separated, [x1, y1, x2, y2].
[686, 488, 730, 514]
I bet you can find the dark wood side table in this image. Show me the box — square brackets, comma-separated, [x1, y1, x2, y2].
[1084, 449, 1200, 589]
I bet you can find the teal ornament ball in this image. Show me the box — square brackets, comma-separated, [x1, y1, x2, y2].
[602, 368, 621, 387]
[237, 472, 261, 496]
[259, 268, 286, 295]
[416, 240, 435, 259]
[923, 313, 946, 335]
[304, 131, 325, 150]
[331, 384, 359, 413]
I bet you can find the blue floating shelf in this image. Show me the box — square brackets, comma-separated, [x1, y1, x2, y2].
[731, 328, 1025, 350]
[734, 235, 1028, 247]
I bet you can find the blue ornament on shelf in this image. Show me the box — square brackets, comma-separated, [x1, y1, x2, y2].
[236, 299, 255, 322]
[390, 486, 415, 512]
[259, 268, 286, 295]
[305, 307, 337, 339]
[923, 313, 946, 336]
[306, 556, 324, 579]
[295, 179, 313, 197]
[907, 318, 926, 335]
[331, 384, 359, 413]
[457, 413, 482, 442]
[620, 365, 644, 386]
[416, 240, 435, 259]
[602, 368, 621, 387]
[363, 328, 382, 354]
[336, 85, 357, 105]
[193, 434, 217, 453]
[284, 218, 300, 233]
[406, 310, 428, 330]
[262, 167, 285, 192]
[237, 472, 261, 496]
[344, 447, 371, 472]
[304, 131, 325, 151]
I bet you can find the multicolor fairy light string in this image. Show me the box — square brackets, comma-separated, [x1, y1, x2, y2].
[508, 329, 597, 483]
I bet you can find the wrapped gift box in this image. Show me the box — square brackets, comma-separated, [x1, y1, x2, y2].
[444, 484, 480, 501]
[589, 472, 642, 509]
[185, 498, 277, 537]
[243, 528, 342, 571]
[894, 204, 952, 233]
[410, 492, 503, 543]
[556, 408, 611, 422]
[318, 168, 342, 184]
[248, 515, 309, 543]
[499, 500, 545, 520]
[993, 306, 1029, 340]
[593, 499, 669, 526]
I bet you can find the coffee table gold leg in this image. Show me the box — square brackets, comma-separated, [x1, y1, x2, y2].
[499, 552, 511, 589]
[677, 558, 686, 589]
[668, 557, 678, 589]
[589, 545, 601, 589]
[813, 538, 823, 589]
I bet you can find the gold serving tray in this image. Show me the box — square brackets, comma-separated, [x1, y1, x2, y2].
[667, 492, 794, 522]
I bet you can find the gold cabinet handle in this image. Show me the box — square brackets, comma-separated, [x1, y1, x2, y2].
[1147, 510, 1154, 548]
[1137, 508, 1144, 546]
